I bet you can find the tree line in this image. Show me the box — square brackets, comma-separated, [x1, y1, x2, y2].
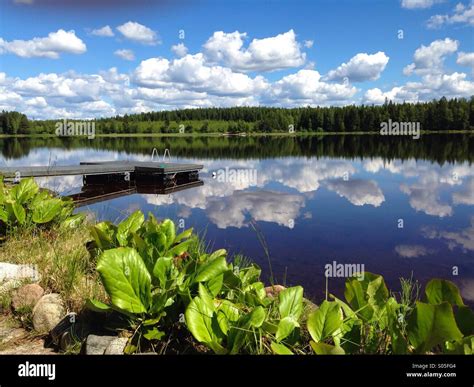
[2, 134, 472, 164]
[1, 96, 473, 135]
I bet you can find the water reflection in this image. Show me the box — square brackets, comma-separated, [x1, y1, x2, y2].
[68, 180, 204, 207]
[422, 219, 474, 253]
[1, 136, 473, 304]
[325, 179, 385, 207]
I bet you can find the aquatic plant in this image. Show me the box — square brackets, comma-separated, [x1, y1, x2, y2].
[87, 211, 474, 355]
[0, 177, 84, 238]
[307, 274, 474, 355]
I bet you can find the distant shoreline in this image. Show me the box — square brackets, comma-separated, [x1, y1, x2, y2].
[0, 130, 471, 139]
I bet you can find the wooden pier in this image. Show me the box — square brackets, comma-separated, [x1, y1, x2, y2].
[0, 160, 203, 182]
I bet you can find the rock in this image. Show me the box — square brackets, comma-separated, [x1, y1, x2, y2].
[84, 334, 116, 355]
[0, 263, 41, 297]
[12, 284, 44, 311]
[264, 284, 286, 298]
[0, 263, 41, 283]
[32, 294, 65, 334]
[104, 337, 128, 355]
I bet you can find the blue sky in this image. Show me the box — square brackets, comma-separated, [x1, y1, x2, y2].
[0, 0, 473, 118]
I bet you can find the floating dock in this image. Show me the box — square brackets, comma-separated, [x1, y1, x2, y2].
[0, 160, 204, 183]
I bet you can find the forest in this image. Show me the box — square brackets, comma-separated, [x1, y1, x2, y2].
[1, 96, 473, 135]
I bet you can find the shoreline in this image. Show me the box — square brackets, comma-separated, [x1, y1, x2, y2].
[0, 130, 471, 139]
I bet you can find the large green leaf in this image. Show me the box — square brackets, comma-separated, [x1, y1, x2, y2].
[207, 273, 224, 297]
[90, 221, 117, 249]
[167, 239, 192, 257]
[185, 293, 226, 353]
[160, 219, 176, 249]
[28, 190, 50, 210]
[307, 300, 343, 343]
[344, 272, 388, 321]
[279, 286, 303, 320]
[10, 178, 38, 204]
[116, 210, 145, 246]
[239, 264, 261, 286]
[153, 257, 173, 289]
[310, 342, 345, 355]
[174, 227, 193, 243]
[407, 301, 463, 353]
[216, 300, 240, 335]
[85, 299, 112, 313]
[60, 213, 84, 229]
[425, 279, 464, 307]
[145, 231, 167, 255]
[276, 316, 299, 342]
[96, 247, 151, 314]
[32, 198, 63, 224]
[246, 306, 265, 328]
[10, 202, 25, 224]
[271, 342, 294, 355]
[194, 256, 228, 283]
[218, 300, 240, 322]
[208, 249, 227, 261]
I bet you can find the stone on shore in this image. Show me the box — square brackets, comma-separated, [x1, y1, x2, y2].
[104, 337, 128, 355]
[32, 294, 65, 334]
[84, 334, 116, 355]
[12, 284, 44, 311]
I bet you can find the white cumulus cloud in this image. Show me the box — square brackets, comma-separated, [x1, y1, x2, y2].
[171, 43, 188, 57]
[203, 29, 306, 72]
[403, 38, 458, 76]
[457, 51, 474, 73]
[266, 69, 357, 106]
[134, 53, 269, 97]
[114, 49, 135, 61]
[427, 1, 474, 28]
[117, 21, 159, 45]
[326, 52, 389, 82]
[91, 25, 114, 37]
[0, 29, 86, 59]
[401, 0, 443, 9]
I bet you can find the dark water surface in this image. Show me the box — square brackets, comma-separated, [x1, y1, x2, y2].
[2, 135, 473, 304]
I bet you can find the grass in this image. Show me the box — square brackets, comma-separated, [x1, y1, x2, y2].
[14, 305, 34, 330]
[0, 221, 107, 313]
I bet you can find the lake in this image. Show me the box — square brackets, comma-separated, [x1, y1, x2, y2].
[1, 135, 473, 304]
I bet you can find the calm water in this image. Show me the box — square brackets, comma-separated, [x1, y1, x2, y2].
[1, 135, 473, 304]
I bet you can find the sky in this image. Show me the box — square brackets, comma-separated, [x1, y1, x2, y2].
[0, 0, 473, 119]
